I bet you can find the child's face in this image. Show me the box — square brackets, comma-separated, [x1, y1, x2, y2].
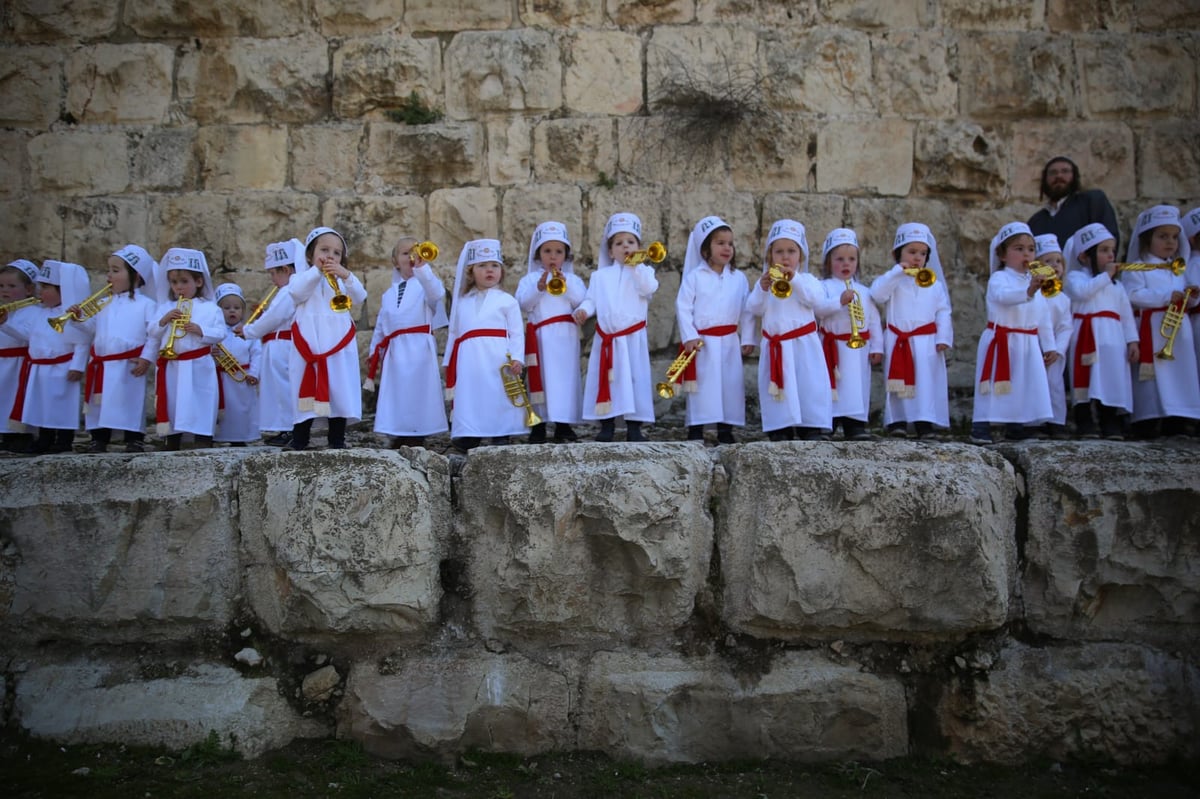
[39, 283, 61, 307]
[1089, 240, 1117, 270]
[898, 242, 929, 268]
[768, 238, 804, 274]
[0, 269, 31, 301]
[827, 244, 859, 280]
[538, 241, 568, 272]
[1000, 234, 1036, 271]
[267, 265, 294, 289]
[705, 230, 735, 268]
[309, 233, 345, 268]
[392, 239, 417, 275]
[1039, 251, 1066, 279]
[106, 256, 132, 293]
[168, 269, 202, 300]
[608, 232, 640, 264]
[218, 295, 245, 326]
[471, 261, 503, 289]
[1148, 225, 1180, 260]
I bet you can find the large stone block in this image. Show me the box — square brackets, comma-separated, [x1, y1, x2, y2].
[562, 31, 642, 116]
[427, 188, 500, 263]
[406, 0, 513, 31]
[815, 0, 928, 28]
[960, 33, 1076, 118]
[532, 118, 617, 184]
[647, 26, 759, 114]
[719, 442, 1018, 640]
[616, 116, 734, 189]
[499, 184, 584, 262]
[941, 0, 1043, 30]
[0, 454, 241, 644]
[290, 124, 363, 195]
[339, 651, 575, 758]
[62, 197, 152, 265]
[762, 193, 849, 258]
[1011, 442, 1200, 651]
[150, 193, 232, 267]
[486, 116, 533, 186]
[0, 131, 31, 198]
[15, 660, 326, 758]
[665, 190, 757, 268]
[240, 450, 451, 638]
[0, 198, 64, 262]
[816, 120, 913, 196]
[124, 0, 309, 38]
[579, 651, 908, 764]
[936, 642, 1200, 764]
[184, 37, 329, 125]
[362, 122, 484, 194]
[130, 128, 198, 193]
[29, 131, 130, 194]
[608, 0, 693, 26]
[65, 44, 174, 125]
[195, 126, 288, 191]
[1009, 122, 1136, 202]
[0, 48, 62, 128]
[333, 35, 443, 120]
[1138, 122, 1200, 200]
[319, 194, 428, 272]
[8, 0, 120, 41]
[460, 444, 715, 645]
[228, 192, 321, 269]
[729, 114, 812, 193]
[1045, 0, 1132, 32]
[520, 0, 603, 27]
[315, 0, 406, 35]
[914, 121, 1006, 199]
[1133, 0, 1200, 30]
[1078, 35, 1194, 117]
[444, 30, 562, 119]
[872, 31, 958, 118]
[843, 198, 960, 278]
[759, 28, 874, 114]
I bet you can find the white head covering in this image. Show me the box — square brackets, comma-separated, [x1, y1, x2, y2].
[1034, 234, 1062, 259]
[155, 247, 215, 303]
[1128, 204, 1190, 263]
[1183, 206, 1200, 240]
[526, 221, 573, 275]
[892, 222, 945, 283]
[214, 283, 244, 304]
[448, 238, 503, 332]
[1063, 223, 1116, 273]
[265, 238, 308, 275]
[988, 221, 1034, 273]
[683, 215, 731, 275]
[7, 259, 39, 285]
[762, 219, 809, 273]
[38, 260, 91, 307]
[304, 226, 349, 263]
[598, 212, 643, 270]
[822, 228, 859, 261]
[112, 244, 157, 297]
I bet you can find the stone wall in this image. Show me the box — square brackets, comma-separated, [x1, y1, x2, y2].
[1, 440, 1197, 764]
[2, 1, 1198, 419]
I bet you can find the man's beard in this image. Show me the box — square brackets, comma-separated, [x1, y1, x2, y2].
[1045, 182, 1071, 202]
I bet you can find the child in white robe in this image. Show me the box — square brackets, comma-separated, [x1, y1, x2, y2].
[1033, 234, 1074, 438]
[1180, 206, 1200, 400]
[213, 283, 261, 445]
[0, 259, 40, 451]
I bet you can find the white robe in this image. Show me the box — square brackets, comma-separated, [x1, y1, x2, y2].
[74, 292, 157, 433]
[516, 268, 585, 424]
[2, 304, 88, 430]
[972, 268, 1056, 425]
[150, 298, 225, 436]
[745, 273, 840, 432]
[241, 286, 296, 433]
[1121, 260, 1200, 421]
[442, 287, 526, 438]
[578, 263, 658, 421]
[0, 303, 38, 432]
[820, 277, 883, 422]
[214, 328, 261, 443]
[675, 264, 754, 426]
[370, 265, 449, 437]
[1044, 291, 1074, 425]
[869, 265, 953, 427]
[1064, 270, 1138, 412]
[1187, 253, 1200, 388]
[287, 266, 368, 422]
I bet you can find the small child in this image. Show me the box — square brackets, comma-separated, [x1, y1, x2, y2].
[73, 245, 158, 452]
[0, 259, 40, 451]
[151, 248, 225, 450]
[675, 215, 754, 444]
[869, 223, 953, 438]
[239, 239, 303, 447]
[574, 212, 659, 442]
[1182, 206, 1200, 390]
[1062, 223, 1139, 439]
[970, 222, 1060, 444]
[1120, 205, 1200, 437]
[366, 235, 449, 448]
[213, 283, 261, 446]
[819, 228, 883, 441]
[745, 219, 843, 441]
[288, 226, 368, 450]
[516, 222, 585, 444]
[1033, 234, 1074, 438]
[442, 238, 527, 451]
[2, 260, 90, 453]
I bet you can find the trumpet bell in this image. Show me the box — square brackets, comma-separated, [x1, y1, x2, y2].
[770, 280, 792, 299]
[547, 273, 566, 295]
[646, 241, 667, 264]
[656, 381, 676, 399]
[330, 294, 353, 312]
[416, 241, 439, 262]
[915, 268, 935, 288]
[846, 336, 867, 350]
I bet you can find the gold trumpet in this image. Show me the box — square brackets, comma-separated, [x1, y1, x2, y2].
[656, 341, 703, 399]
[500, 354, 542, 427]
[1028, 261, 1062, 298]
[845, 279, 867, 349]
[768, 265, 792, 299]
[1116, 257, 1186, 277]
[1156, 287, 1194, 360]
[213, 343, 249, 382]
[624, 241, 667, 266]
[48, 284, 113, 332]
[547, 268, 567, 296]
[0, 296, 39, 320]
[902, 266, 937, 287]
[416, 241, 439, 262]
[159, 297, 192, 360]
[243, 284, 278, 327]
[325, 272, 352, 312]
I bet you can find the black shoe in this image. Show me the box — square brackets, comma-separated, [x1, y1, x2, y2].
[490, 436, 511, 445]
[687, 425, 705, 441]
[887, 423, 908, 438]
[264, 431, 292, 447]
[86, 440, 107, 453]
[767, 428, 791, 442]
[716, 424, 735, 445]
[124, 440, 146, 453]
[327, 417, 347, 449]
[528, 423, 547, 444]
[452, 437, 480, 453]
[553, 423, 578, 443]
[596, 419, 615, 442]
[626, 421, 647, 442]
[914, 421, 934, 439]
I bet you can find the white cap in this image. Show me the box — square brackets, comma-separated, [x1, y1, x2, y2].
[989, 221, 1034, 272]
[763, 219, 809, 272]
[112, 245, 157, 297]
[892, 222, 946, 284]
[683, 215, 731, 275]
[156, 247, 215, 303]
[304, 226, 349, 259]
[1034, 233, 1062, 259]
[1063, 223, 1115, 271]
[527, 221, 573, 275]
[38, 260, 91, 307]
[214, 283, 245, 303]
[6, 259, 39, 284]
[598, 212, 643, 270]
[822, 228, 859, 260]
[1183, 206, 1200, 240]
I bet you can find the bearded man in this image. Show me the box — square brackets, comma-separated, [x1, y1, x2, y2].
[1027, 156, 1121, 251]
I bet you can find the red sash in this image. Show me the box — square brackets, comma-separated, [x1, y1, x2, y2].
[0, 346, 29, 359]
[762, 322, 816, 398]
[676, 324, 738, 390]
[154, 346, 212, 429]
[1134, 306, 1170, 381]
[85, 345, 142, 403]
[9, 351, 73, 422]
[1072, 311, 1120, 399]
[821, 329, 871, 394]
[262, 330, 292, 343]
[524, 314, 576, 404]
[444, 328, 506, 400]
[886, 322, 937, 398]
[291, 322, 356, 413]
[979, 321, 1037, 396]
[593, 320, 647, 414]
[367, 325, 432, 382]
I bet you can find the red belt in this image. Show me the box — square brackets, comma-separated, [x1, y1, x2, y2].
[444, 328, 506, 401]
[85, 345, 141, 403]
[10, 351, 73, 422]
[762, 322, 816, 398]
[1072, 311, 1120, 398]
[0, 346, 29, 359]
[154, 346, 212, 429]
[262, 330, 292, 343]
[979, 321, 1036, 396]
[886, 322, 937, 398]
[593, 320, 647, 414]
[678, 324, 739, 388]
[292, 322, 356, 413]
[524, 314, 576, 404]
[367, 324, 431, 382]
[821, 329, 871, 394]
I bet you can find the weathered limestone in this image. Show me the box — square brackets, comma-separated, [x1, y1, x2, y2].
[427, 188, 500, 261]
[339, 651, 575, 758]
[130, 128, 197, 193]
[719, 442, 1018, 640]
[239, 450, 451, 638]
[362, 122, 485, 195]
[520, 0, 603, 28]
[960, 33, 1076, 118]
[915, 122, 1006, 198]
[760, 28, 874, 115]
[332, 35, 443, 120]
[406, 0, 513, 32]
[1138, 122, 1200, 200]
[1045, 0, 1132, 32]
[500, 183, 585, 262]
[151, 193, 233, 266]
[290, 124, 364, 195]
[562, 31, 642, 116]
[1010, 442, 1200, 652]
[316, 0, 405, 36]
[1078, 35, 1195, 117]
[65, 44, 174, 125]
[14, 660, 326, 758]
[123, 0, 309, 38]
[460, 444, 715, 646]
[664, 190, 757, 265]
[608, 0, 693, 27]
[29, 131, 130, 194]
[8, 0, 121, 41]
[817, 0, 928, 28]
[62, 197, 152, 264]
[532, 118, 617, 184]
[817, 121, 914, 195]
[1010, 122, 1136, 203]
[646, 26, 760, 115]
[872, 31, 959, 118]
[228, 192, 321, 268]
[319, 194, 428, 271]
[728, 115, 812, 193]
[486, 117, 533, 186]
[942, 0, 1044, 30]
[763, 193, 848, 253]
[579, 651, 909, 764]
[444, 30, 562, 119]
[184, 37, 329, 125]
